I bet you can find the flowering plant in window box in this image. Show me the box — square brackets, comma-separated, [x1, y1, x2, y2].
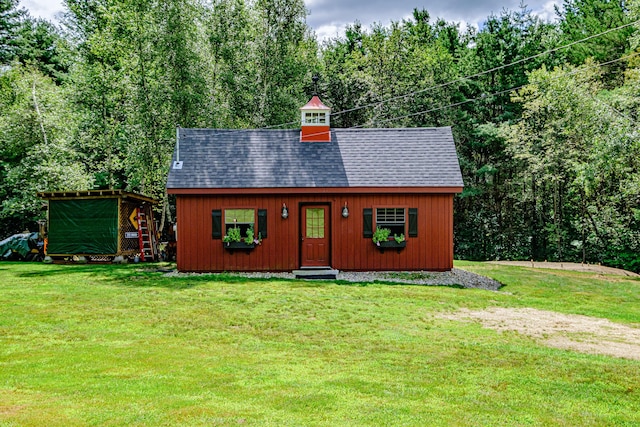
[223, 226, 261, 250]
[372, 227, 406, 252]
[372, 227, 390, 245]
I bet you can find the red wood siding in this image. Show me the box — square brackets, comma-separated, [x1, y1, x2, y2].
[175, 193, 455, 272]
[300, 125, 331, 142]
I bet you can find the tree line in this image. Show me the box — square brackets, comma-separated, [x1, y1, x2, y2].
[1, 0, 639, 271]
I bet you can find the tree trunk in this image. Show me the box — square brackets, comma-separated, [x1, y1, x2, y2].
[31, 78, 48, 145]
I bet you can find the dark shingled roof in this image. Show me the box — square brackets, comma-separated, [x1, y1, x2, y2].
[166, 127, 463, 189]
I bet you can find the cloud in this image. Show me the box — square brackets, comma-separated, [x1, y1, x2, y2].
[305, 0, 560, 40]
[21, 0, 559, 41]
[20, 0, 64, 21]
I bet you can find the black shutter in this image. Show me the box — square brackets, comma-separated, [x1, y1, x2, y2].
[409, 208, 418, 237]
[258, 209, 267, 239]
[211, 210, 222, 239]
[363, 208, 373, 238]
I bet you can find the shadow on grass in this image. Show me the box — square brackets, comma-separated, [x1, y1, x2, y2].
[333, 279, 467, 289]
[88, 265, 293, 289]
[5, 262, 492, 290]
[7, 262, 201, 290]
[15, 266, 84, 277]
[7, 262, 293, 290]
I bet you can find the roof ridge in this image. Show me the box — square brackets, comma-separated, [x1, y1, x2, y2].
[334, 127, 446, 131]
[182, 128, 299, 132]
[181, 127, 451, 131]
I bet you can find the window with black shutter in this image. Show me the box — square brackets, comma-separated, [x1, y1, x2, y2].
[258, 209, 267, 239]
[211, 210, 222, 239]
[214, 208, 268, 240]
[408, 208, 418, 237]
[363, 208, 373, 238]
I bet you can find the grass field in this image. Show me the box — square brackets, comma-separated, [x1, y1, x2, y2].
[0, 261, 639, 426]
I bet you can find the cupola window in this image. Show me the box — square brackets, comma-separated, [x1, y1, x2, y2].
[303, 112, 328, 124]
[300, 95, 331, 142]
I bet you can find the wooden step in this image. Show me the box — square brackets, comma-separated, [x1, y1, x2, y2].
[292, 268, 339, 280]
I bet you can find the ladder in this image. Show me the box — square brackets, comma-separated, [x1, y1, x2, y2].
[136, 207, 155, 262]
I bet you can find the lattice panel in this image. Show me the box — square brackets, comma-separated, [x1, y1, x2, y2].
[120, 201, 141, 253]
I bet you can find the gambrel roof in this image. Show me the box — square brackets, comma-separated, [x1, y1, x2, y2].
[166, 127, 463, 191]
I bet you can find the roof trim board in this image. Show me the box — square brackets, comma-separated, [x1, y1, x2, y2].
[38, 190, 158, 204]
[167, 186, 464, 195]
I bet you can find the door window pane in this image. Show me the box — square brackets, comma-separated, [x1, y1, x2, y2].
[306, 208, 325, 238]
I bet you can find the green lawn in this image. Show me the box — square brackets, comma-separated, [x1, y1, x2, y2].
[0, 261, 638, 426]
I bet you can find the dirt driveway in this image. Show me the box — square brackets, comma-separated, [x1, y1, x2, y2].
[442, 308, 640, 360]
[443, 262, 639, 360]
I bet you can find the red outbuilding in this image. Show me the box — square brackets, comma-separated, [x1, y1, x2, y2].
[166, 96, 463, 273]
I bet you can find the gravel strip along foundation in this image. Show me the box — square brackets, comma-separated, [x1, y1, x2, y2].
[164, 268, 502, 291]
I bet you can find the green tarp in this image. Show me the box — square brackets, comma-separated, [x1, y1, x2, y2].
[48, 198, 118, 255]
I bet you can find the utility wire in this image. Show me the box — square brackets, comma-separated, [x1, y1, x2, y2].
[201, 19, 639, 137]
[357, 51, 640, 128]
[266, 51, 640, 141]
[199, 52, 639, 143]
[330, 19, 640, 119]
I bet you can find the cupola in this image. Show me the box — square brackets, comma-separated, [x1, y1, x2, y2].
[300, 95, 331, 142]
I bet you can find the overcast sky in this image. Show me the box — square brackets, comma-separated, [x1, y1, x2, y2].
[20, 0, 560, 40]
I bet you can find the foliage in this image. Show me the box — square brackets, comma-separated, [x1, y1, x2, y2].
[15, 17, 71, 81]
[320, 10, 461, 129]
[0, 0, 24, 64]
[0, 64, 91, 235]
[223, 226, 242, 243]
[222, 225, 259, 245]
[54, 0, 317, 232]
[501, 62, 640, 271]
[1, 0, 639, 272]
[556, 0, 633, 67]
[452, 7, 561, 262]
[394, 233, 405, 243]
[372, 226, 391, 244]
[244, 225, 255, 245]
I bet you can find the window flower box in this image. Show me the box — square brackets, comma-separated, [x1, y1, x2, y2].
[223, 241, 255, 251]
[372, 226, 406, 253]
[375, 240, 406, 253]
[222, 224, 260, 252]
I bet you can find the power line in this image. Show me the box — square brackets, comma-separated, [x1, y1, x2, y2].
[356, 51, 639, 128]
[199, 52, 639, 144]
[330, 19, 640, 119]
[254, 51, 639, 142]
[202, 18, 639, 137]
